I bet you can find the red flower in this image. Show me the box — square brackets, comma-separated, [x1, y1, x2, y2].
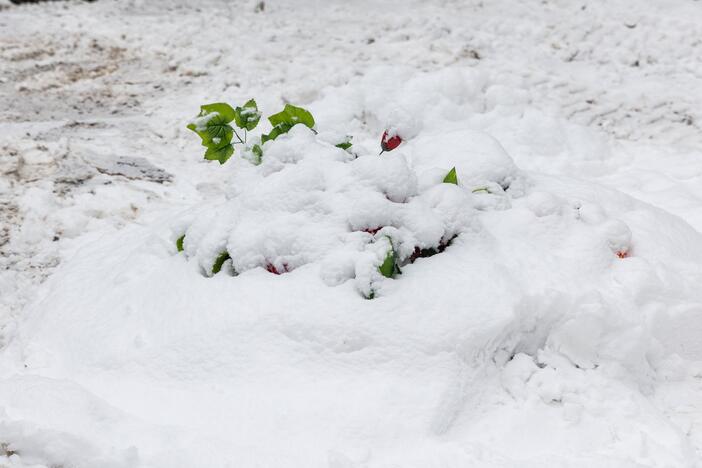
[380, 130, 402, 153]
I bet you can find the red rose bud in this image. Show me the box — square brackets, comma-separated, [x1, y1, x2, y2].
[380, 130, 402, 153]
[266, 262, 290, 274]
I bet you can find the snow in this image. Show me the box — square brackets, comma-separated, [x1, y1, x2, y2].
[2, 0, 702, 467]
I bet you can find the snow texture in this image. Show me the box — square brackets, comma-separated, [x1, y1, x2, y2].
[2, 0, 702, 467]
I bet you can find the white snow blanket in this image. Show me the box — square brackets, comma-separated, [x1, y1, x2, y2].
[1, 1, 702, 467]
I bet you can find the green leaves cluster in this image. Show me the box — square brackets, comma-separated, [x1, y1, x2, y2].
[188, 101, 322, 165]
[187, 100, 261, 164]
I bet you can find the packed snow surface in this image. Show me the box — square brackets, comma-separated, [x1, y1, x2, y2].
[2, 1, 702, 467]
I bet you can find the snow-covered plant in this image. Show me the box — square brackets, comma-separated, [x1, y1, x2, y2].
[187, 100, 327, 165]
[179, 101, 494, 298]
[186, 100, 261, 164]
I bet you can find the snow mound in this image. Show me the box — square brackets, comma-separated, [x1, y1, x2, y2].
[175, 123, 519, 298]
[3, 67, 702, 467]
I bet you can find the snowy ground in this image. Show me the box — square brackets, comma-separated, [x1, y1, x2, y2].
[2, 0, 702, 466]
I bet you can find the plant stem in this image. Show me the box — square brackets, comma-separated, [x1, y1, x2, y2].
[232, 128, 245, 144]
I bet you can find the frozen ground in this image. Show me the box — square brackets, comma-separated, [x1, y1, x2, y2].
[1, 0, 702, 466]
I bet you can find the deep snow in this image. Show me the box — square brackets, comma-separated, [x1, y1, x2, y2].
[2, 1, 702, 467]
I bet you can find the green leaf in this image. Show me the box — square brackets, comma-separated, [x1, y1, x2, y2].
[234, 99, 261, 131]
[443, 167, 458, 185]
[212, 251, 231, 274]
[176, 234, 185, 252]
[267, 110, 288, 128]
[187, 113, 234, 148]
[200, 103, 236, 123]
[205, 144, 234, 164]
[284, 104, 315, 128]
[471, 186, 490, 194]
[378, 239, 400, 278]
[252, 144, 263, 164]
[261, 104, 316, 144]
[268, 104, 315, 130]
[335, 136, 353, 151]
[261, 122, 292, 143]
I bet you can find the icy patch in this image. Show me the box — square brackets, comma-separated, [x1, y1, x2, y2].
[91, 155, 172, 184]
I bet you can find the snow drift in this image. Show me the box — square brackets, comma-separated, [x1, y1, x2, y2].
[2, 67, 702, 468]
